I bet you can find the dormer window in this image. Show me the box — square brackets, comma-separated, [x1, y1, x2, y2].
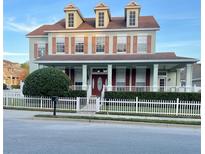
[129, 11, 136, 26]
[98, 12, 104, 27]
[68, 13, 74, 27]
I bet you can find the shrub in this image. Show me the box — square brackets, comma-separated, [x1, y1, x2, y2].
[23, 67, 70, 97]
[3, 83, 7, 90]
[104, 91, 201, 101]
[11, 85, 20, 89]
[64, 90, 87, 97]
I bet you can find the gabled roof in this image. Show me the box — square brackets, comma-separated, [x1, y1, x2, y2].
[64, 3, 84, 21]
[27, 16, 160, 36]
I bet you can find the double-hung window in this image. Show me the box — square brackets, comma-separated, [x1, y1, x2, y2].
[98, 12, 104, 27]
[37, 43, 46, 57]
[129, 11, 136, 26]
[137, 36, 147, 53]
[74, 69, 82, 90]
[116, 68, 126, 91]
[96, 37, 105, 53]
[68, 13, 74, 27]
[75, 37, 84, 53]
[117, 36, 126, 53]
[56, 38, 65, 53]
[136, 68, 146, 91]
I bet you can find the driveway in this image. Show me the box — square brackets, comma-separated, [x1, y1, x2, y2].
[4, 110, 200, 154]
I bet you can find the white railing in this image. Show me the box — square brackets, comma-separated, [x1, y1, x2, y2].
[104, 86, 201, 93]
[3, 94, 201, 116]
[3, 94, 77, 111]
[100, 98, 201, 116]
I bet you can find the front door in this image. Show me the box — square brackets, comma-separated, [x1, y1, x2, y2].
[158, 78, 166, 92]
[92, 74, 107, 96]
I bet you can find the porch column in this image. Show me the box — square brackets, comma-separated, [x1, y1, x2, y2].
[186, 64, 192, 92]
[153, 64, 158, 92]
[82, 65, 87, 90]
[107, 64, 112, 91]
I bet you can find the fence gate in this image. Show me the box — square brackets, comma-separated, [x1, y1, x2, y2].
[78, 97, 100, 112]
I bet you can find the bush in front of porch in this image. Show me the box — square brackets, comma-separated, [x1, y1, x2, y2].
[23, 67, 70, 97]
[104, 92, 201, 101]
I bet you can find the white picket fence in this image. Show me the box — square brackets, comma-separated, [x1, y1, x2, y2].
[3, 94, 201, 117]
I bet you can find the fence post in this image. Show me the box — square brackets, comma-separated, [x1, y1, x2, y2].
[40, 96, 43, 109]
[176, 98, 179, 116]
[136, 97, 138, 113]
[76, 97, 80, 112]
[96, 97, 100, 112]
[6, 95, 9, 107]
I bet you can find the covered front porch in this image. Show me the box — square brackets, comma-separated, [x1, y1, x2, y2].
[35, 53, 198, 97]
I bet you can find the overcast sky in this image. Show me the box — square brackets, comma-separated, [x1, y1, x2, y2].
[3, 0, 201, 63]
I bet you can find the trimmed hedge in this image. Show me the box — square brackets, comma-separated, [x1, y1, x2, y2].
[3, 83, 7, 90]
[104, 91, 201, 101]
[23, 67, 70, 97]
[64, 90, 87, 97]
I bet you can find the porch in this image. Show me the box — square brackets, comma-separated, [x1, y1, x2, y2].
[34, 53, 199, 96]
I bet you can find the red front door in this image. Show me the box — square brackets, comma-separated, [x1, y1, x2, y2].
[92, 74, 107, 96]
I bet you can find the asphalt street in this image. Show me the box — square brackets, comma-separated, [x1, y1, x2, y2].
[3, 110, 201, 154]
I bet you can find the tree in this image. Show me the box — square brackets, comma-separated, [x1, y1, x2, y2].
[23, 67, 70, 96]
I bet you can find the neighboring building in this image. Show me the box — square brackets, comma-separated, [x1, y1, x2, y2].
[3, 60, 23, 86]
[181, 63, 201, 87]
[27, 1, 198, 96]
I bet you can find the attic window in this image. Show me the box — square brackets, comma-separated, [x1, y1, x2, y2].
[98, 12, 104, 27]
[68, 13, 74, 27]
[129, 11, 136, 26]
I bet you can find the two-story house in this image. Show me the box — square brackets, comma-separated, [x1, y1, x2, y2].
[27, 1, 197, 96]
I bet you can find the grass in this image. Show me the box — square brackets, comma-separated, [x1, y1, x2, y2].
[34, 114, 201, 126]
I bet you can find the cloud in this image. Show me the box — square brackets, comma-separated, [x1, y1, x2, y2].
[4, 16, 58, 33]
[3, 52, 28, 56]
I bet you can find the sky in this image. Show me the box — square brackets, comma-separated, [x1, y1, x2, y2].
[3, 0, 201, 63]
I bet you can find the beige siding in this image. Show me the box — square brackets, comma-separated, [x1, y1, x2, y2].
[95, 10, 110, 28]
[65, 11, 83, 29]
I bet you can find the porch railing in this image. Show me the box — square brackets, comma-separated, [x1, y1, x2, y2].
[104, 86, 201, 93]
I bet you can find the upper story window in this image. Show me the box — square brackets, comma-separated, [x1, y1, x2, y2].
[96, 37, 105, 53]
[117, 36, 126, 53]
[136, 68, 146, 86]
[129, 11, 136, 26]
[75, 37, 84, 53]
[37, 43, 46, 57]
[98, 12, 104, 27]
[68, 13, 74, 27]
[137, 36, 147, 53]
[56, 38, 65, 53]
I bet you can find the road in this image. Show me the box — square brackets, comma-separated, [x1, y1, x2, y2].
[4, 110, 200, 154]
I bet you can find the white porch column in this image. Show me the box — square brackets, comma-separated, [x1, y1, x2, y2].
[186, 64, 192, 92]
[153, 64, 158, 92]
[82, 65, 87, 90]
[107, 64, 112, 91]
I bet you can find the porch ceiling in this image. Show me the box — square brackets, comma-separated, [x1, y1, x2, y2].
[35, 52, 197, 64]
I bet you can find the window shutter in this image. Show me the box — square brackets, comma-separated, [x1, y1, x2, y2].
[34, 43, 38, 58]
[105, 36, 109, 54]
[147, 35, 152, 53]
[52, 37, 56, 54]
[113, 36, 117, 53]
[125, 69, 130, 86]
[84, 36, 88, 54]
[65, 37, 69, 54]
[146, 68, 150, 86]
[112, 69, 116, 86]
[92, 36, 96, 54]
[131, 68, 136, 86]
[133, 36, 138, 53]
[45, 43, 48, 55]
[71, 37, 75, 54]
[126, 36, 131, 53]
[71, 69, 75, 85]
